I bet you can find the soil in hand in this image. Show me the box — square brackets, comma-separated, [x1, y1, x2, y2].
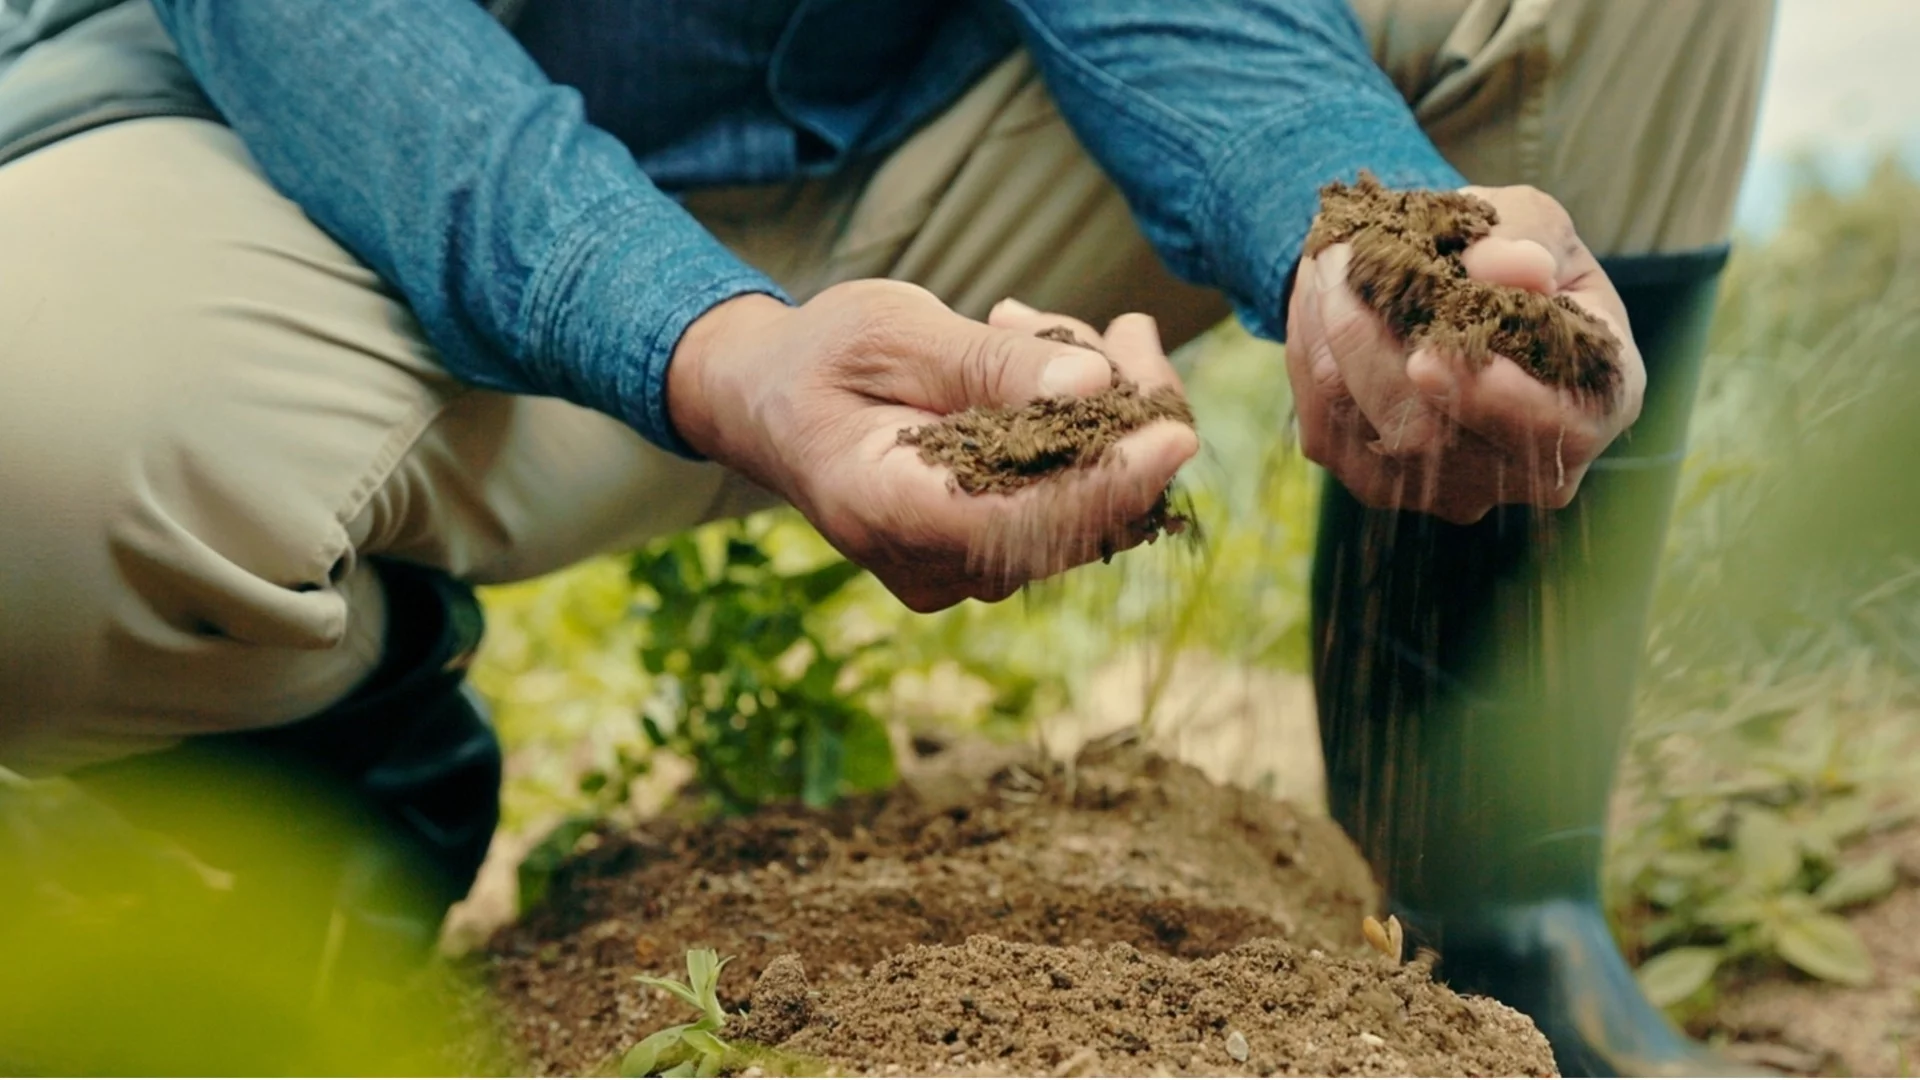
[1304, 171, 1622, 401]
[485, 740, 1558, 1076]
[898, 327, 1196, 540]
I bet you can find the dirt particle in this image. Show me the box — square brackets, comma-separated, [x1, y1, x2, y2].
[1304, 170, 1622, 401]
[1225, 1030, 1249, 1063]
[1049, 968, 1076, 990]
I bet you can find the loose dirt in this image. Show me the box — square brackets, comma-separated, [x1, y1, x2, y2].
[485, 740, 1556, 1076]
[1304, 172, 1622, 400]
[898, 327, 1196, 542]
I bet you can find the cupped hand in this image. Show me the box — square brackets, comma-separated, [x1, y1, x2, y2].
[668, 281, 1198, 611]
[1285, 184, 1647, 524]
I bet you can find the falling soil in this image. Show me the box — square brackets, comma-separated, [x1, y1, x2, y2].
[484, 740, 1557, 1076]
[1304, 172, 1622, 401]
[898, 327, 1196, 541]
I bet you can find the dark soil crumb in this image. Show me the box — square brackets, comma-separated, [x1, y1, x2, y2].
[779, 935, 1554, 1077]
[1303, 171, 1622, 401]
[484, 742, 1555, 1076]
[897, 327, 1196, 544]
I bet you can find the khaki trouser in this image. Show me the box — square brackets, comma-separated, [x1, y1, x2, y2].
[0, 0, 1772, 775]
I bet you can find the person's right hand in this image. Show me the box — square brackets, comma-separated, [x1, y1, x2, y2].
[667, 281, 1198, 612]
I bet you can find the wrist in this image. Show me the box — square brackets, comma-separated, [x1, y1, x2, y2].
[667, 292, 790, 464]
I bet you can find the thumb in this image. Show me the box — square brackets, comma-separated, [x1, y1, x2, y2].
[902, 310, 1115, 414]
[1461, 236, 1559, 295]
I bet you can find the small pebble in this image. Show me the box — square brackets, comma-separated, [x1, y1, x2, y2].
[1226, 1030, 1250, 1062]
[1359, 1032, 1387, 1048]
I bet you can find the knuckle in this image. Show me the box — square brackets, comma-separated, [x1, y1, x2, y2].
[963, 332, 1022, 405]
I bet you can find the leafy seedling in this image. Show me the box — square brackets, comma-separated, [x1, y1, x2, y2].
[622, 949, 733, 1078]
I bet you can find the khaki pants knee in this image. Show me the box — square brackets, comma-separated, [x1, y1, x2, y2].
[1352, 0, 1775, 254]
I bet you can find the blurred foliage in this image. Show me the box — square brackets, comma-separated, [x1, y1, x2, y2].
[1612, 152, 1920, 1011]
[625, 519, 895, 815]
[0, 769, 506, 1075]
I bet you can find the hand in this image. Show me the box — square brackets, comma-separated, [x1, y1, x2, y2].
[668, 281, 1199, 612]
[1285, 184, 1647, 524]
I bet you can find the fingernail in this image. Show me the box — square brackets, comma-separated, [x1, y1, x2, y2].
[1313, 246, 1352, 293]
[995, 297, 1038, 317]
[1040, 351, 1111, 397]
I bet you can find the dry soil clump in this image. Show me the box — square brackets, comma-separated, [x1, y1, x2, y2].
[1305, 171, 1622, 400]
[486, 741, 1558, 1076]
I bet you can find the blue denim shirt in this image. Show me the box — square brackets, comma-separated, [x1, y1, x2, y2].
[143, 0, 1464, 455]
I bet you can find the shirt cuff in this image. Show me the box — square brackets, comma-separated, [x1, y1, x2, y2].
[522, 193, 792, 458]
[1197, 93, 1466, 344]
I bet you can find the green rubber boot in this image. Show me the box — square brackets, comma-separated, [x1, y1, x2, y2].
[1311, 249, 1745, 1077]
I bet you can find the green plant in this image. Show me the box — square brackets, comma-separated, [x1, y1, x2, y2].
[621, 949, 733, 1078]
[1611, 668, 1915, 1012]
[627, 518, 896, 815]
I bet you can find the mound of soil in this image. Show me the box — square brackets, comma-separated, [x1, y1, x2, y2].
[765, 936, 1547, 1077]
[1304, 172, 1621, 401]
[485, 741, 1556, 1076]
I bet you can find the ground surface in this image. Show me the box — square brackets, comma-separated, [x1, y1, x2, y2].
[484, 739, 1555, 1076]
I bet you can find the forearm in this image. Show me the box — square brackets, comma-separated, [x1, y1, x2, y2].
[1002, 0, 1464, 341]
[149, 0, 785, 453]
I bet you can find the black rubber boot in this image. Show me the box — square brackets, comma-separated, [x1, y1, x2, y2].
[73, 558, 501, 985]
[1311, 250, 1745, 1077]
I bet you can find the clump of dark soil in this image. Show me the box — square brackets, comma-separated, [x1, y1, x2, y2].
[899, 328, 1195, 498]
[1304, 171, 1622, 401]
[898, 328, 1196, 542]
[485, 741, 1557, 1076]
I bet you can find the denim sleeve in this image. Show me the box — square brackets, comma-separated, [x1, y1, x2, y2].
[1000, 0, 1467, 342]
[147, 0, 788, 456]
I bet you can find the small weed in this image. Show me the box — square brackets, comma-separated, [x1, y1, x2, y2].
[622, 949, 733, 1078]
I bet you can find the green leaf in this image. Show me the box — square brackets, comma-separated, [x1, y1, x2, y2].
[635, 976, 705, 1014]
[793, 559, 865, 605]
[1816, 852, 1899, 911]
[1776, 911, 1875, 986]
[839, 712, 899, 794]
[1699, 892, 1769, 929]
[1637, 946, 1724, 1008]
[516, 815, 598, 915]
[680, 1029, 728, 1058]
[1735, 807, 1802, 891]
[662, 1062, 698, 1078]
[801, 719, 845, 809]
[725, 537, 770, 569]
[686, 949, 726, 993]
[620, 1026, 690, 1078]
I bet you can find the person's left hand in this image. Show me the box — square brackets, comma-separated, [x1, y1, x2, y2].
[1284, 184, 1647, 524]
